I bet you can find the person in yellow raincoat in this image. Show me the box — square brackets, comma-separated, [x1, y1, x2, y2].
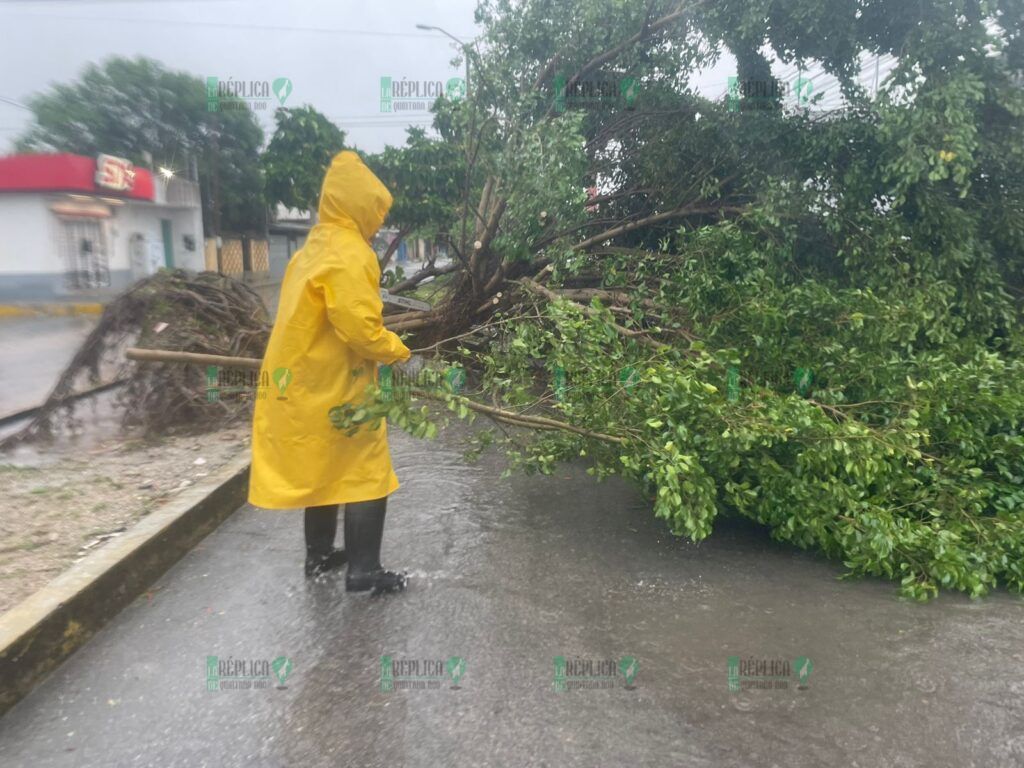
[249, 150, 417, 594]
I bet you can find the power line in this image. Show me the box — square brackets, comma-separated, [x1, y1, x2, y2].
[3, 11, 477, 39]
[325, 113, 440, 120]
[0, 95, 30, 110]
[334, 123, 434, 129]
[0, 0, 237, 4]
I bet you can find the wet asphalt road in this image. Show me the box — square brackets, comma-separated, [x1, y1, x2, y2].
[1, 422, 1022, 767]
[0, 316, 95, 416]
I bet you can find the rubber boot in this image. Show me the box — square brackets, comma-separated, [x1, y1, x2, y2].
[344, 497, 407, 594]
[304, 504, 347, 578]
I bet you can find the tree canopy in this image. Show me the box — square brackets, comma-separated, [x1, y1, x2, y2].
[16, 56, 265, 233]
[263, 105, 347, 216]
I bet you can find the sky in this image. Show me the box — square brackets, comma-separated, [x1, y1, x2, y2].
[0, 0, 482, 154]
[0, 0, 891, 157]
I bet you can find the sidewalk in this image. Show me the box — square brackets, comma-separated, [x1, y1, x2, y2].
[0, 271, 283, 321]
[0, 421, 1021, 767]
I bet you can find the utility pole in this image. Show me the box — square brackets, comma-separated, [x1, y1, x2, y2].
[211, 130, 222, 274]
[416, 23, 475, 286]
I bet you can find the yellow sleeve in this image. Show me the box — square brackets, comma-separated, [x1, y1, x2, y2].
[314, 241, 411, 364]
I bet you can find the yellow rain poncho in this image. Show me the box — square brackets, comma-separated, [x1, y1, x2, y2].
[248, 151, 411, 509]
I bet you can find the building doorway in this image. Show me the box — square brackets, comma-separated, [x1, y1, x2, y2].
[161, 219, 174, 268]
[61, 218, 109, 290]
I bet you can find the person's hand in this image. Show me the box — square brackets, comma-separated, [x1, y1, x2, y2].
[394, 354, 425, 379]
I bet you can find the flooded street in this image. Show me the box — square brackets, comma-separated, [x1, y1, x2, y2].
[1, 421, 1022, 767]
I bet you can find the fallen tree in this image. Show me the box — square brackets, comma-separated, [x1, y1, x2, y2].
[353, 0, 1024, 600]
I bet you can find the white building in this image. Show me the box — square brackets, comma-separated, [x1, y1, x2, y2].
[0, 153, 204, 302]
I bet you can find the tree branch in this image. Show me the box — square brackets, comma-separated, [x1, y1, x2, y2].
[413, 388, 626, 444]
[518, 277, 668, 351]
[390, 260, 461, 293]
[574, 202, 741, 251]
[379, 224, 413, 271]
[543, 2, 702, 119]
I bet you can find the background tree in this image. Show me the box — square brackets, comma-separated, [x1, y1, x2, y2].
[16, 56, 265, 233]
[364, 126, 463, 274]
[262, 105, 346, 220]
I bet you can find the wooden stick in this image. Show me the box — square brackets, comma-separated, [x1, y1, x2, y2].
[126, 347, 262, 370]
[387, 316, 439, 332]
[383, 309, 430, 323]
[124, 347, 627, 444]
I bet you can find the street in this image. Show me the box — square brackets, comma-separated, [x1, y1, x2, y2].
[0, 316, 95, 416]
[1, 421, 1021, 767]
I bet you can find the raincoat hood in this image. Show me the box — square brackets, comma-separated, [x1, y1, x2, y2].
[317, 150, 393, 241]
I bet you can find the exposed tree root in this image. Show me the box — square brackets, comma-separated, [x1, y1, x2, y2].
[0, 270, 270, 450]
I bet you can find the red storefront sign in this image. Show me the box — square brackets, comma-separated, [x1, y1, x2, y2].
[94, 153, 136, 192]
[0, 153, 155, 200]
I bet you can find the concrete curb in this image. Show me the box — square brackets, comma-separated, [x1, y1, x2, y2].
[0, 454, 251, 716]
[0, 303, 104, 319]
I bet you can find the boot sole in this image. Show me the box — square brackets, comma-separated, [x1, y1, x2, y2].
[304, 550, 348, 578]
[346, 572, 408, 594]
